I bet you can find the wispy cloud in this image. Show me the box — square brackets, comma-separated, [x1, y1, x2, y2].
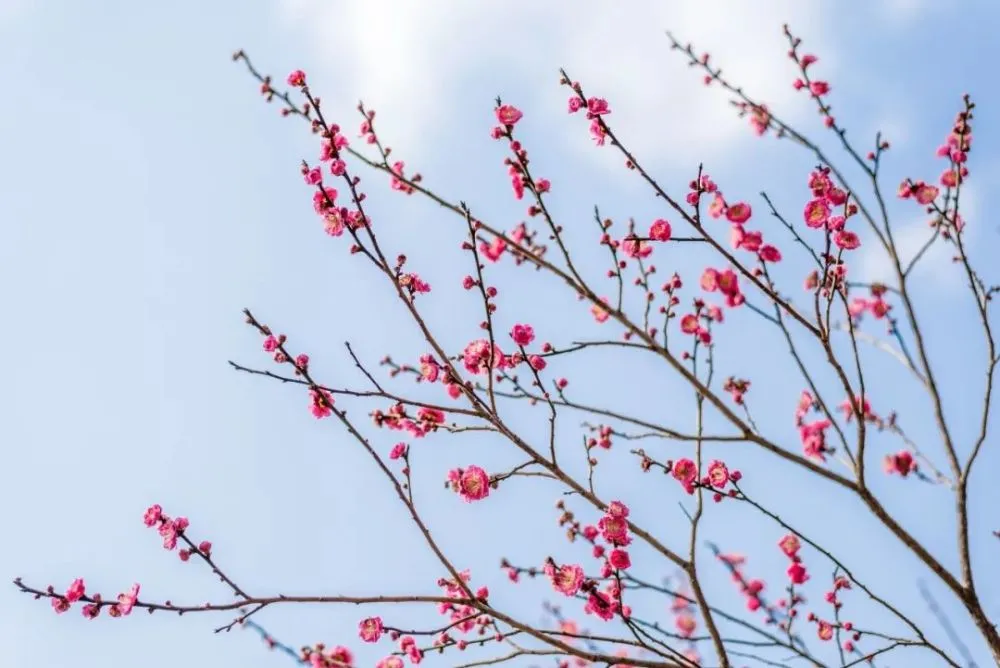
[274, 1, 836, 168]
[858, 181, 981, 289]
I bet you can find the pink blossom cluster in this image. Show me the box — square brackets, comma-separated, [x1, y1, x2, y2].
[795, 391, 833, 462]
[566, 91, 612, 146]
[372, 402, 445, 438]
[667, 458, 741, 500]
[779, 533, 810, 585]
[49, 578, 140, 620]
[302, 643, 354, 667]
[800, 168, 862, 251]
[849, 283, 892, 322]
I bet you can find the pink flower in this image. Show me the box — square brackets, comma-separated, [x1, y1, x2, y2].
[458, 466, 490, 502]
[606, 500, 629, 519]
[377, 657, 404, 668]
[708, 194, 726, 218]
[589, 118, 607, 146]
[312, 186, 338, 214]
[676, 614, 696, 638]
[567, 97, 583, 113]
[198, 541, 212, 556]
[706, 460, 729, 488]
[914, 183, 939, 205]
[597, 515, 630, 546]
[462, 339, 503, 375]
[803, 198, 830, 228]
[116, 583, 140, 616]
[809, 81, 830, 96]
[759, 244, 782, 263]
[749, 105, 770, 136]
[548, 563, 585, 596]
[587, 97, 611, 116]
[419, 354, 440, 383]
[510, 324, 535, 346]
[262, 335, 279, 352]
[584, 591, 617, 621]
[143, 504, 163, 527]
[528, 354, 546, 371]
[726, 202, 752, 224]
[787, 562, 809, 584]
[609, 549, 631, 570]
[328, 647, 354, 666]
[496, 104, 523, 126]
[591, 300, 610, 323]
[287, 70, 306, 87]
[535, 178, 551, 193]
[817, 620, 834, 641]
[649, 219, 672, 241]
[417, 407, 445, 425]
[621, 237, 652, 259]
[700, 268, 719, 292]
[309, 388, 334, 419]
[359, 616, 384, 643]
[304, 167, 322, 185]
[883, 450, 917, 477]
[833, 230, 860, 250]
[51, 597, 70, 614]
[389, 442, 408, 460]
[671, 458, 697, 485]
[680, 314, 700, 335]
[65, 578, 86, 603]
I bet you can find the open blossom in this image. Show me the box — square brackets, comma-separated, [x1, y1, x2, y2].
[672, 458, 697, 485]
[287, 69, 306, 87]
[598, 514, 630, 546]
[462, 339, 505, 375]
[834, 230, 861, 250]
[496, 104, 523, 126]
[389, 442, 408, 460]
[143, 504, 163, 527]
[779, 533, 802, 558]
[725, 202, 752, 224]
[65, 578, 86, 603]
[649, 218, 672, 241]
[706, 460, 729, 488]
[810, 81, 830, 96]
[591, 299, 610, 323]
[584, 590, 618, 621]
[587, 97, 611, 116]
[309, 388, 334, 419]
[606, 500, 629, 519]
[803, 198, 830, 228]
[510, 324, 535, 346]
[609, 548, 631, 570]
[547, 563, 585, 596]
[359, 616, 383, 643]
[456, 465, 490, 502]
[114, 584, 140, 617]
[621, 236, 652, 259]
[731, 226, 762, 252]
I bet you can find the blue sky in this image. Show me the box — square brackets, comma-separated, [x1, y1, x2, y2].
[2, 1, 999, 666]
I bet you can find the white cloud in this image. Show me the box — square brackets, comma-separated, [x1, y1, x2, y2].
[272, 1, 836, 169]
[858, 181, 980, 289]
